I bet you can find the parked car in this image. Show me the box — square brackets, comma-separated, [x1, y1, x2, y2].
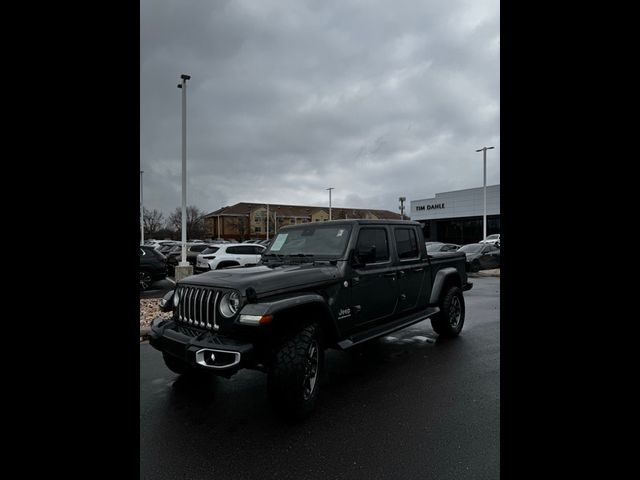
[479, 234, 500, 245]
[166, 243, 213, 275]
[195, 243, 266, 272]
[425, 242, 460, 253]
[139, 246, 167, 290]
[458, 243, 501, 272]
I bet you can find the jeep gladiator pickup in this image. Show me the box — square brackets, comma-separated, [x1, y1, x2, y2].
[150, 219, 472, 418]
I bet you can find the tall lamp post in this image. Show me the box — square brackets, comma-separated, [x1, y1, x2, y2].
[399, 196, 406, 220]
[475, 146, 495, 242]
[140, 170, 144, 245]
[326, 187, 334, 220]
[177, 74, 191, 268]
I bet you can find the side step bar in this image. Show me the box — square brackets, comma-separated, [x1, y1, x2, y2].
[337, 306, 440, 349]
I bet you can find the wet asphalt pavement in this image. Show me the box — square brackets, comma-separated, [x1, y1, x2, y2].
[140, 276, 500, 480]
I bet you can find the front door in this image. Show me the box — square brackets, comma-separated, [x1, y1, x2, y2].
[350, 227, 398, 329]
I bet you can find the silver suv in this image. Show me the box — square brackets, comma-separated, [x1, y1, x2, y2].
[195, 243, 266, 272]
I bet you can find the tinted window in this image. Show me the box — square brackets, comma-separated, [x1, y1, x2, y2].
[253, 245, 266, 254]
[190, 244, 209, 252]
[395, 228, 419, 259]
[356, 228, 389, 263]
[227, 246, 253, 254]
[201, 247, 220, 255]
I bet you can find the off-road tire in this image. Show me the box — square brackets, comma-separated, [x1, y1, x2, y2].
[267, 323, 324, 420]
[431, 286, 465, 337]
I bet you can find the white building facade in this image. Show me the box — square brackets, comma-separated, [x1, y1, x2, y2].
[410, 185, 500, 244]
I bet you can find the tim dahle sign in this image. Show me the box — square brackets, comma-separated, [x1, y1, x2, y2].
[415, 203, 445, 211]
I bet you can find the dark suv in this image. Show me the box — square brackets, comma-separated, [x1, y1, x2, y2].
[139, 246, 168, 290]
[150, 220, 472, 418]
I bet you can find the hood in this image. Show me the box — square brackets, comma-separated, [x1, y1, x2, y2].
[178, 262, 341, 296]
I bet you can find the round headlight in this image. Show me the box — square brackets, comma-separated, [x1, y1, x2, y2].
[173, 289, 180, 306]
[219, 291, 241, 318]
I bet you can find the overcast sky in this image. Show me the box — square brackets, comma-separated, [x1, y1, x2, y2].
[141, 0, 499, 218]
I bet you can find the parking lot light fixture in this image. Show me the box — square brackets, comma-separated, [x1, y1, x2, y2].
[178, 74, 191, 266]
[140, 170, 144, 245]
[326, 187, 334, 220]
[475, 146, 495, 242]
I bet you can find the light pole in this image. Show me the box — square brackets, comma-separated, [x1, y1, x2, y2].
[399, 196, 406, 220]
[140, 170, 144, 245]
[476, 146, 495, 242]
[326, 187, 334, 220]
[266, 204, 270, 240]
[177, 74, 191, 267]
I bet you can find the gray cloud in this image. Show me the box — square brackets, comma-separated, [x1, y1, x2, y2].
[141, 0, 500, 217]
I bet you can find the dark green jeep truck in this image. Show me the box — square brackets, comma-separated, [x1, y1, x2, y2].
[150, 219, 472, 418]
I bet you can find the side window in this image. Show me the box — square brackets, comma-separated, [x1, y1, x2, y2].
[227, 246, 243, 254]
[253, 246, 265, 254]
[395, 228, 420, 259]
[356, 228, 389, 263]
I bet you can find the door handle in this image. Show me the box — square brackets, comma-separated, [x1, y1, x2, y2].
[383, 272, 397, 279]
[413, 268, 424, 272]
[398, 270, 406, 278]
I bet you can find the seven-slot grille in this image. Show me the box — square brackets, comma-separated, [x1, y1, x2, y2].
[175, 286, 221, 330]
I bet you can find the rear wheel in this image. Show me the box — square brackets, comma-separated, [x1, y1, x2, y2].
[268, 323, 323, 420]
[431, 286, 465, 337]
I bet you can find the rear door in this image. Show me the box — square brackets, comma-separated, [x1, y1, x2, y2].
[392, 226, 427, 313]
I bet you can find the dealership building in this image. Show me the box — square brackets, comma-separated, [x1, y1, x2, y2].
[410, 185, 500, 245]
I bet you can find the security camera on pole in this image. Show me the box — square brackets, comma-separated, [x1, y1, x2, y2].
[399, 196, 406, 220]
[175, 74, 194, 282]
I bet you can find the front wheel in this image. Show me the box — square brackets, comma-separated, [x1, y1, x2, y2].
[140, 271, 153, 291]
[268, 323, 324, 420]
[431, 286, 465, 337]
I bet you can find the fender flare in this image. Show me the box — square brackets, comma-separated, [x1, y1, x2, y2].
[429, 268, 462, 305]
[239, 293, 336, 326]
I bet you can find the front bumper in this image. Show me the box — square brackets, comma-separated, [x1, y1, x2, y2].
[149, 318, 255, 376]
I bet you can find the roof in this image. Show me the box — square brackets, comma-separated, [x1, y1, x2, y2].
[204, 202, 401, 220]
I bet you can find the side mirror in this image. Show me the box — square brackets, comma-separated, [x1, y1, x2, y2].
[352, 246, 376, 267]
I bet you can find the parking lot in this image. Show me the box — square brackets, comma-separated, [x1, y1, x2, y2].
[140, 275, 499, 480]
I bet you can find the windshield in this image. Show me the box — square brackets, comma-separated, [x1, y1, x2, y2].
[426, 243, 444, 252]
[265, 224, 353, 258]
[201, 247, 220, 255]
[458, 244, 484, 253]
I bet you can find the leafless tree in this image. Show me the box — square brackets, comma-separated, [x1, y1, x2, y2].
[143, 208, 165, 237]
[167, 206, 207, 239]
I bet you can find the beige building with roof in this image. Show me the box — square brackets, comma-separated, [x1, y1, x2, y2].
[203, 202, 401, 241]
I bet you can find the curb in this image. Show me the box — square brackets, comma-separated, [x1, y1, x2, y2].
[469, 269, 500, 278]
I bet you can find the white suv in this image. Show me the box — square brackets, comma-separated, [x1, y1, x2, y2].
[195, 243, 266, 272]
